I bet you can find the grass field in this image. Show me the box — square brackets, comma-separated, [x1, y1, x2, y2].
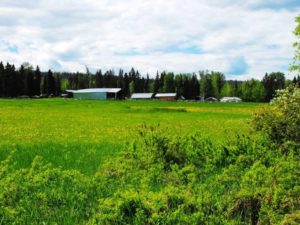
[0, 98, 261, 175]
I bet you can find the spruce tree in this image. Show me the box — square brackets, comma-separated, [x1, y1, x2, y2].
[0, 62, 4, 96]
[34, 66, 41, 96]
[47, 70, 55, 95]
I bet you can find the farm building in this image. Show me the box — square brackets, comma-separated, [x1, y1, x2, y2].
[220, 97, 242, 102]
[155, 93, 177, 101]
[67, 88, 122, 100]
[205, 97, 218, 102]
[131, 93, 154, 100]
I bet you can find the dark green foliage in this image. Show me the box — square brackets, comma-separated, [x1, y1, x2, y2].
[0, 60, 289, 101]
[253, 85, 300, 146]
[241, 79, 266, 102]
[292, 75, 300, 87]
[0, 62, 4, 96]
[262, 72, 285, 102]
[163, 72, 175, 93]
[33, 66, 41, 95]
[46, 70, 55, 95]
[0, 155, 97, 225]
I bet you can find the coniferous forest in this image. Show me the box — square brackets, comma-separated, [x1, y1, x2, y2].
[0, 61, 299, 101]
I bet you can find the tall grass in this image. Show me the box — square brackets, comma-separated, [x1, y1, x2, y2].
[0, 98, 260, 174]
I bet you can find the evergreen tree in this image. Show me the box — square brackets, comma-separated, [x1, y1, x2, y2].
[175, 74, 184, 98]
[47, 70, 55, 95]
[145, 74, 150, 92]
[190, 73, 200, 99]
[183, 75, 190, 99]
[117, 69, 124, 89]
[135, 70, 141, 92]
[292, 75, 300, 87]
[159, 72, 166, 92]
[153, 72, 160, 93]
[140, 77, 145, 92]
[124, 73, 130, 97]
[5, 63, 17, 97]
[55, 74, 61, 96]
[26, 69, 34, 96]
[262, 72, 285, 101]
[33, 66, 41, 96]
[95, 70, 103, 88]
[0, 62, 4, 96]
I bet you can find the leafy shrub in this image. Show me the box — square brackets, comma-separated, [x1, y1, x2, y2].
[253, 85, 300, 146]
[0, 154, 98, 225]
[90, 126, 300, 224]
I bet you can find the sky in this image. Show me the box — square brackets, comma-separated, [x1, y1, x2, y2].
[0, 0, 299, 80]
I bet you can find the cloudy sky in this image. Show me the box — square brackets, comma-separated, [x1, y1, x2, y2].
[0, 0, 299, 79]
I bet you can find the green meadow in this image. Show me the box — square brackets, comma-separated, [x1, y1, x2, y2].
[0, 98, 260, 175]
[1, 95, 299, 225]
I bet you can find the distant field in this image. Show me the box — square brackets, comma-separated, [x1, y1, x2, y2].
[0, 98, 261, 174]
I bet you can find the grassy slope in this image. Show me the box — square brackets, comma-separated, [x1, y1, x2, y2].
[0, 98, 261, 174]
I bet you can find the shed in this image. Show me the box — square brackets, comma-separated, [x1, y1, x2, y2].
[205, 97, 218, 102]
[67, 88, 122, 100]
[131, 93, 154, 100]
[155, 93, 177, 101]
[220, 97, 242, 102]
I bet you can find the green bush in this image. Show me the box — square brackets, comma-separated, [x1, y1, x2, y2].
[0, 155, 98, 225]
[253, 85, 300, 146]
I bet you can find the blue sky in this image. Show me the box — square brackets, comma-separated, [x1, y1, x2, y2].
[0, 0, 299, 79]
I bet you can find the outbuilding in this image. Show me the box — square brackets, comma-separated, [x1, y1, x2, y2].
[131, 93, 154, 100]
[67, 88, 122, 100]
[220, 97, 242, 102]
[155, 93, 177, 101]
[205, 97, 218, 102]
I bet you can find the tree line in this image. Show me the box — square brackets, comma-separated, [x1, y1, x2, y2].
[0, 61, 299, 101]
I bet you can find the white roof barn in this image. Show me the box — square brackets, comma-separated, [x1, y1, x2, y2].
[131, 93, 154, 100]
[220, 97, 242, 102]
[155, 93, 177, 101]
[67, 88, 121, 94]
[155, 93, 177, 97]
[66, 88, 122, 100]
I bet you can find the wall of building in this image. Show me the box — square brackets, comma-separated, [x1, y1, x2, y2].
[73, 92, 107, 100]
[157, 96, 176, 101]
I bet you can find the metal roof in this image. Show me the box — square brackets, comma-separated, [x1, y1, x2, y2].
[131, 93, 154, 99]
[220, 97, 242, 102]
[155, 93, 177, 97]
[67, 88, 121, 94]
[220, 97, 241, 100]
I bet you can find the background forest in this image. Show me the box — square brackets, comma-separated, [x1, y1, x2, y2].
[0, 61, 299, 101]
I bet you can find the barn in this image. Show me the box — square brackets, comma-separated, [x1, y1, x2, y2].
[67, 88, 122, 100]
[131, 93, 154, 100]
[220, 97, 242, 102]
[155, 93, 177, 101]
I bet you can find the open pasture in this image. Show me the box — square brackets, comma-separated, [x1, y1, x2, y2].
[0, 98, 261, 174]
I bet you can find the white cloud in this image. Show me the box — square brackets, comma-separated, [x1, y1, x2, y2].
[0, 0, 299, 79]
